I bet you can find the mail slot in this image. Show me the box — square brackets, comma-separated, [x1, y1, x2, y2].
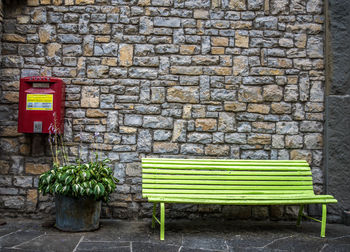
[18, 76, 65, 134]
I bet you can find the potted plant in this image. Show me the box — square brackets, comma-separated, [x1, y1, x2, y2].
[38, 121, 118, 231]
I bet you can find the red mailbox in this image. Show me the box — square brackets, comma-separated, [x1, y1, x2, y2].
[18, 76, 65, 134]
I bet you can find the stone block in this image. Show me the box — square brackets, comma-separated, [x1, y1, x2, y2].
[285, 135, 303, 148]
[63, 45, 82, 56]
[224, 102, 247, 112]
[235, 31, 249, 48]
[193, 56, 219, 65]
[28, 0, 40, 6]
[151, 87, 165, 103]
[194, 9, 209, 19]
[187, 132, 212, 144]
[233, 56, 249, 76]
[270, 0, 289, 15]
[172, 120, 187, 142]
[170, 66, 202, 75]
[300, 121, 323, 133]
[180, 144, 204, 155]
[290, 149, 312, 163]
[247, 104, 270, 114]
[124, 114, 143, 126]
[154, 17, 181, 27]
[13, 176, 32, 188]
[211, 37, 229, 47]
[155, 44, 179, 54]
[195, 119, 217, 132]
[304, 133, 323, 149]
[119, 44, 133, 67]
[254, 16, 278, 29]
[218, 112, 236, 132]
[284, 85, 299, 102]
[307, 36, 323, 58]
[248, 0, 264, 10]
[238, 86, 263, 102]
[3, 196, 25, 209]
[211, 89, 236, 101]
[307, 0, 322, 14]
[252, 206, 269, 220]
[225, 133, 247, 144]
[153, 142, 179, 154]
[87, 65, 109, 78]
[204, 67, 232, 76]
[94, 43, 119, 56]
[241, 150, 269, 159]
[167, 86, 199, 103]
[271, 102, 292, 114]
[90, 24, 111, 35]
[263, 85, 283, 101]
[27, 189, 38, 205]
[25, 163, 50, 175]
[276, 122, 298, 135]
[247, 134, 271, 144]
[154, 130, 171, 141]
[252, 122, 275, 133]
[180, 45, 200, 55]
[125, 163, 142, 177]
[81, 86, 100, 108]
[32, 8, 47, 24]
[205, 144, 230, 156]
[76, 0, 95, 4]
[143, 116, 173, 129]
[3, 34, 26, 43]
[272, 135, 284, 148]
[250, 67, 284, 76]
[139, 16, 153, 35]
[129, 68, 158, 79]
[210, 47, 224, 55]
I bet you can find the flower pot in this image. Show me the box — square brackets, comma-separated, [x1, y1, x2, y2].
[343, 210, 350, 226]
[55, 195, 101, 232]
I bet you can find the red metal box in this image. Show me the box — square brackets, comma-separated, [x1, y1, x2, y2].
[18, 76, 65, 134]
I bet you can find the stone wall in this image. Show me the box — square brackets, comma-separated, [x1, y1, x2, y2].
[325, 0, 350, 221]
[0, 0, 326, 220]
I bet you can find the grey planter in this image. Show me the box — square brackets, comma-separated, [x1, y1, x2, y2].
[343, 210, 350, 226]
[55, 195, 101, 232]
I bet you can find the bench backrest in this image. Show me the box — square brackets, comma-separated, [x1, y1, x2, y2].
[142, 158, 315, 197]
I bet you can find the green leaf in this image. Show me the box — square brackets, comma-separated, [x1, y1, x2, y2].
[72, 184, 79, 193]
[54, 183, 62, 193]
[46, 174, 53, 184]
[64, 175, 73, 185]
[61, 185, 69, 195]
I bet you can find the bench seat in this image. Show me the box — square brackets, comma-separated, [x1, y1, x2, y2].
[142, 158, 337, 240]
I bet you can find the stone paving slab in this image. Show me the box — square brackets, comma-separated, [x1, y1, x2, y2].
[0, 219, 350, 252]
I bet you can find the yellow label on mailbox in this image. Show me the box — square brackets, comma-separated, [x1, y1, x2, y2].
[26, 94, 53, 111]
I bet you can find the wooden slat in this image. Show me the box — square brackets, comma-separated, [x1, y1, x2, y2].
[142, 189, 314, 195]
[146, 197, 338, 205]
[142, 169, 312, 176]
[143, 179, 313, 186]
[143, 158, 307, 164]
[142, 164, 310, 171]
[142, 184, 314, 190]
[142, 174, 312, 181]
[144, 194, 333, 200]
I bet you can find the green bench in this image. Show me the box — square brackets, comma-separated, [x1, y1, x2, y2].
[142, 158, 337, 240]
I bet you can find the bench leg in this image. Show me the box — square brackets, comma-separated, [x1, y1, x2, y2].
[297, 204, 304, 226]
[321, 204, 327, 238]
[152, 203, 157, 229]
[160, 202, 165, 241]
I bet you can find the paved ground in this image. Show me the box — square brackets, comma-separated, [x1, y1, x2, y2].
[0, 218, 350, 252]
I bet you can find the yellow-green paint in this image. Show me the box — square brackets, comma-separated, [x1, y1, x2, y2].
[142, 158, 337, 240]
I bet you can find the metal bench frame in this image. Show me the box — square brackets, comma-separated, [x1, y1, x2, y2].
[142, 158, 337, 240]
